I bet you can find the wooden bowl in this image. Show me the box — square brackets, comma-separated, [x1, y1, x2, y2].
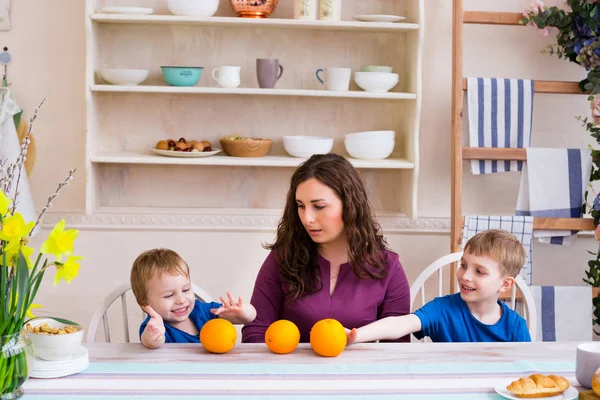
[229, 0, 278, 18]
[220, 137, 273, 157]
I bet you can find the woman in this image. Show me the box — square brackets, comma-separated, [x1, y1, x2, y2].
[242, 154, 410, 343]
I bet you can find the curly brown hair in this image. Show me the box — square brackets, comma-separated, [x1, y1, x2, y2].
[265, 154, 389, 299]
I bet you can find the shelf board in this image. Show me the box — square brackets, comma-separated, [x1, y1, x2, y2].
[90, 152, 415, 170]
[90, 14, 420, 33]
[90, 85, 417, 100]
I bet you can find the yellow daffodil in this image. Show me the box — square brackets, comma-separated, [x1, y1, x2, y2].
[53, 255, 83, 285]
[0, 191, 11, 216]
[0, 213, 34, 243]
[26, 303, 43, 319]
[41, 220, 78, 262]
[2, 240, 34, 267]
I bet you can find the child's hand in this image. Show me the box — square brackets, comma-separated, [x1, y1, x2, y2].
[142, 305, 165, 341]
[210, 292, 246, 319]
[345, 327, 358, 346]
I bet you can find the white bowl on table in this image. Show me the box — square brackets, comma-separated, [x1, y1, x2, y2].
[99, 69, 149, 86]
[283, 136, 333, 158]
[345, 137, 395, 160]
[25, 317, 84, 361]
[167, 0, 219, 16]
[353, 72, 399, 93]
[345, 130, 395, 141]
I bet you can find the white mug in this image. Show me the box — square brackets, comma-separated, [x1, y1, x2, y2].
[316, 67, 351, 91]
[212, 66, 241, 88]
[576, 343, 600, 389]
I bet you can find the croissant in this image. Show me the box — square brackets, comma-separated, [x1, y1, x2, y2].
[506, 374, 570, 398]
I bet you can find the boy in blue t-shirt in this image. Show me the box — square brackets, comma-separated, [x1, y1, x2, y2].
[130, 248, 256, 349]
[346, 229, 531, 343]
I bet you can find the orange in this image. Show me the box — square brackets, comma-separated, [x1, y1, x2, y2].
[309, 318, 347, 357]
[199, 319, 237, 354]
[265, 320, 300, 354]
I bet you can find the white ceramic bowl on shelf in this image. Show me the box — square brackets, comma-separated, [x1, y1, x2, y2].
[167, 0, 219, 16]
[283, 136, 333, 158]
[353, 72, 399, 93]
[345, 130, 395, 141]
[345, 137, 395, 160]
[99, 69, 149, 86]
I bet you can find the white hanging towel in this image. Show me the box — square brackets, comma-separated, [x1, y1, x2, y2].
[467, 77, 534, 175]
[530, 285, 593, 342]
[0, 87, 37, 233]
[516, 148, 592, 245]
[462, 215, 534, 285]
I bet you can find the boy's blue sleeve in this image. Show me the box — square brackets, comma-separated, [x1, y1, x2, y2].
[413, 297, 444, 340]
[139, 314, 150, 339]
[513, 317, 531, 342]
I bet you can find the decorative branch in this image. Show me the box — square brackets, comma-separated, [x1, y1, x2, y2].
[10, 98, 45, 214]
[29, 168, 76, 236]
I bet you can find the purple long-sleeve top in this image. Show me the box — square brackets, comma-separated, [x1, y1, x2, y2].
[242, 249, 411, 343]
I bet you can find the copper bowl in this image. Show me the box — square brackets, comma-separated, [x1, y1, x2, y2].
[229, 0, 278, 18]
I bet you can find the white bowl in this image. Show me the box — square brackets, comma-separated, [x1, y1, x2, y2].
[283, 136, 333, 158]
[167, 0, 219, 16]
[100, 69, 149, 86]
[345, 138, 395, 160]
[25, 317, 84, 361]
[345, 130, 395, 141]
[353, 72, 399, 93]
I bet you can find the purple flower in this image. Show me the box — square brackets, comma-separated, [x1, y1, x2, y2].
[594, 195, 600, 211]
[573, 15, 592, 39]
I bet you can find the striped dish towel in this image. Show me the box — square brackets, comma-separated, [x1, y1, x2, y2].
[516, 148, 592, 245]
[462, 216, 533, 285]
[467, 77, 534, 175]
[530, 286, 592, 342]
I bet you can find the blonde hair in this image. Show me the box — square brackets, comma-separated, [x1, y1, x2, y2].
[130, 248, 190, 306]
[463, 229, 525, 277]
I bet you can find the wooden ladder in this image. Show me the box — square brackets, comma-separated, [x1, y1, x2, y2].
[450, 2, 594, 291]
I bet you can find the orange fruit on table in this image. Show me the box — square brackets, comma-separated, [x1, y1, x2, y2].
[265, 320, 300, 354]
[200, 319, 237, 354]
[310, 318, 347, 357]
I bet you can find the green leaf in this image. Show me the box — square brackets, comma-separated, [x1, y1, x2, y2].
[13, 251, 30, 327]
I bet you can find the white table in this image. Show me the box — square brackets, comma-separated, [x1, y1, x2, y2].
[22, 342, 583, 399]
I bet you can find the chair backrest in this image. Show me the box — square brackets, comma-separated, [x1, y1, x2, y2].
[86, 281, 214, 344]
[410, 252, 538, 341]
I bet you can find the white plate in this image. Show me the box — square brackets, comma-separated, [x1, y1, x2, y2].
[494, 379, 579, 400]
[100, 6, 153, 15]
[352, 14, 406, 23]
[151, 148, 222, 158]
[30, 345, 89, 379]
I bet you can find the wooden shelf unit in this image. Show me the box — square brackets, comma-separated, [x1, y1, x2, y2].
[85, 0, 425, 216]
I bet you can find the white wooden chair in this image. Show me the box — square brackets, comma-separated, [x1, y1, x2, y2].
[86, 281, 214, 343]
[410, 252, 538, 341]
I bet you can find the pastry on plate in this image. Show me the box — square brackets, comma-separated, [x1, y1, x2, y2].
[506, 374, 570, 398]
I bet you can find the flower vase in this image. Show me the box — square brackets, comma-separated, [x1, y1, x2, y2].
[0, 331, 34, 400]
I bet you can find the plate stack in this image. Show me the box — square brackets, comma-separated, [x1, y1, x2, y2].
[29, 346, 89, 379]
